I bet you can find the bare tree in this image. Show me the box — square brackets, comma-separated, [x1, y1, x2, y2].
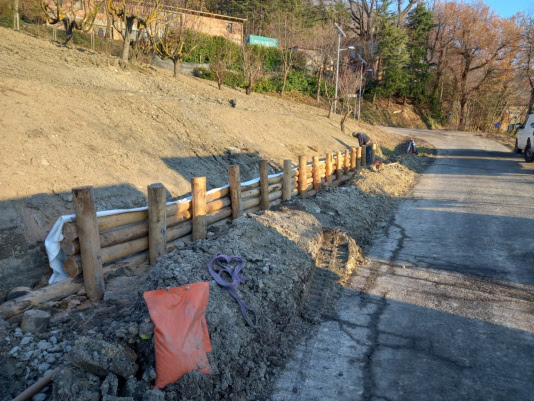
[41, 0, 102, 47]
[434, 1, 519, 130]
[107, 0, 161, 63]
[148, 6, 201, 78]
[242, 44, 265, 95]
[209, 35, 235, 90]
[337, 68, 359, 132]
[267, 9, 303, 96]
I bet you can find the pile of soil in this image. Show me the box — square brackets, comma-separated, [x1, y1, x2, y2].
[0, 151, 434, 401]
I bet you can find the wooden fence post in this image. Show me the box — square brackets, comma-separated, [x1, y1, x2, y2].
[228, 165, 242, 219]
[371, 143, 377, 162]
[336, 151, 343, 180]
[357, 147, 362, 169]
[350, 147, 357, 170]
[148, 183, 166, 265]
[282, 159, 293, 201]
[344, 149, 350, 175]
[325, 153, 333, 183]
[191, 177, 207, 240]
[312, 156, 320, 191]
[298, 155, 307, 196]
[260, 159, 270, 210]
[361, 145, 367, 167]
[72, 186, 104, 300]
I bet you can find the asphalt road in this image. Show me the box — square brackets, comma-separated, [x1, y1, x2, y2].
[270, 128, 534, 401]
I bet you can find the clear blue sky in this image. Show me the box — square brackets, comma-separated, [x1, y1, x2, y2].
[480, 0, 531, 18]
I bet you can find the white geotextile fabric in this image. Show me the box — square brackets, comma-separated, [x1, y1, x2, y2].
[45, 172, 290, 284]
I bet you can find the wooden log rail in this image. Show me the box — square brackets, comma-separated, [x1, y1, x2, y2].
[42, 146, 372, 304]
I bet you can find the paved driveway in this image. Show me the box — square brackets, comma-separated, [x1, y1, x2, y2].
[270, 128, 534, 401]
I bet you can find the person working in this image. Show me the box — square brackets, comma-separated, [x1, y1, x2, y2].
[352, 132, 373, 164]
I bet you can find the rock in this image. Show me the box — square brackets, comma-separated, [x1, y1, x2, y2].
[37, 340, 51, 350]
[67, 337, 138, 378]
[20, 310, 51, 334]
[49, 336, 58, 345]
[7, 286, 32, 300]
[32, 394, 46, 401]
[102, 397, 134, 401]
[143, 389, 165, 401]
[138, 321, 154, 340]
[9, 345, 20, 356]
[101, 373, 119, 397]
[20, 336, 32, 346]
[38, 362, 51, 373]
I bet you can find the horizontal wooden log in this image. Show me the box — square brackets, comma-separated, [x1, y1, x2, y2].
[243, 205, 261, 215]
[242, 197, 261, 210]
[166, 209, 191, 228]
[207, 206, 232, 225]
[206, 196, 231, 214]
[242, 187, 261, 200]
[206, 187, 229, 203]
[168, 221, 192, 242]
[268, 175, 283, 184]
[0, 277, 84, 320]
[269, 190, 282, 201]
[270, 198, 282, 207]
[241, 181, 260, 192]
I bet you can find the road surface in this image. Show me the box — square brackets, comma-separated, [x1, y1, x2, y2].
[270, 128, 534, 401]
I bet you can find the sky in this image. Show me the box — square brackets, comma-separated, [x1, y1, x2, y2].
[480, 0, 532, 18]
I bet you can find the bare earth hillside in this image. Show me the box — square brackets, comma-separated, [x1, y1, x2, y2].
[0, 26, 412, 297]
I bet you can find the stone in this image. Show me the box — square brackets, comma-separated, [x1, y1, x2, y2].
[20, 336, 32, 346]
[101, 373, 119, 397]
[37, 340, 51, 350]
[38, 363, 51, 372]
[142, 389, 165, 401]
[20, 310, 51, 334]
[9, 346, 20, 356]
[67, 337, 138, 378]
[49, 336, 58, 345]
[32, 394, 46, 401]
[7, 286, 32, 300]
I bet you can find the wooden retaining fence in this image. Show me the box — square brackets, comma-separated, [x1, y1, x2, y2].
[0, 145, 378, 315]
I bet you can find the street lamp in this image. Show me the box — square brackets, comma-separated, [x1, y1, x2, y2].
[333, 23, 354, 114]
[356, 54, 366, 121]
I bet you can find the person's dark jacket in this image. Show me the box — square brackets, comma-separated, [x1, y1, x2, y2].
[353, 132, 372, 147]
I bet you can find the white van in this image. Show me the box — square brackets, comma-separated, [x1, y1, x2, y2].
[515, 114, 534, 162]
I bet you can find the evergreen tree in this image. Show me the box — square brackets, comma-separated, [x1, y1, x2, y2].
[403, 4, 435, 102]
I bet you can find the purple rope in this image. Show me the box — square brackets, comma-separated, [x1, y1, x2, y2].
[207, 254, 257, 327]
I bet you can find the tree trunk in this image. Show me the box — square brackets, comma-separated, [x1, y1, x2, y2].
[281, 68, 289, 97]
[63, 19, 74, 47]
[458, 96, 468, 131]
[340, 107, 351, 133]
[246, 83, 252, 95]
[173, 58, 180, 78]
[121, 17, 135, 63]
[316, 67, 323, 102]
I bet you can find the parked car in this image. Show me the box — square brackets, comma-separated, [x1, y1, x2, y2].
[515, 114, 534, 162]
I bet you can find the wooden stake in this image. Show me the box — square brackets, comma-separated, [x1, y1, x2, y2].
[148, 183, 166, 266]
[344, 149, 350, 175]
[325, 153, 333, 183]
[336, 151, 343, 180]
[191, 177, 207, 241]
[298, 155, 307, 196]
[361, 145, 367, 166]
[282, 159, 293, 201]
[371, 143, 377, 162]
[259, 159, 270, 210]
[350, 147, 357, 170]
[312, 156, 320, 191]
[357, 146, 362, 169]
[72, 186, 104, 300]
[228, 165, 242, 219]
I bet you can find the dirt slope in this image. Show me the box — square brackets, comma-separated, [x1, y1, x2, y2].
[0, 26, 411, 298]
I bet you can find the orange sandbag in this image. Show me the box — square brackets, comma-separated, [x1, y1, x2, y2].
[143, 282, 212, 389]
